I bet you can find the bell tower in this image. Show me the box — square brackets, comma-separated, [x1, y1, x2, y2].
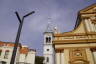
[43, 22, 55, 64]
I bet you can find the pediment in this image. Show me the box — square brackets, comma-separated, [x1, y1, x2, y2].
[80, 3, 96, 14]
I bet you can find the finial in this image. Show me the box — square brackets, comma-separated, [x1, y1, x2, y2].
[54, 26, 57, 30]
[53, 26, 60, 34]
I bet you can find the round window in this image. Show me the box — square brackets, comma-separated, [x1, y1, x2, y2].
[75, 52, 82, 56]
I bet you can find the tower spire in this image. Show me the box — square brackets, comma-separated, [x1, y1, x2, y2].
[45, 18, 53, 32]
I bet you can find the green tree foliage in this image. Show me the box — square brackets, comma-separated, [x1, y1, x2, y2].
[35, 56, 44, 64]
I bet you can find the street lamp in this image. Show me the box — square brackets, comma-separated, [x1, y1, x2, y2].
[10, 11, 35, 64]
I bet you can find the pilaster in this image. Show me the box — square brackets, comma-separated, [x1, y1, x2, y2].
[86, 48, 95, 64]
[64, 49, 69, 64]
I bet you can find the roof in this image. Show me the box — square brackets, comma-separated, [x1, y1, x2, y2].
[0, 41, 21, 47]
[0, 41, 36, 54]
[20, 47, 36, 54]
[20, 47, 29, 54]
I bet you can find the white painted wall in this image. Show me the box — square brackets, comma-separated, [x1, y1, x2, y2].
[0, 45, 36, 64]
[19, 51, 36, 64]
[0, 46, 13, 64]
[19, 54, 26, 63]
[43, 45, 54, 54]
[43, 32, 55, 64]
[25, 51, 36, 64]
[0, 46, 20, 64]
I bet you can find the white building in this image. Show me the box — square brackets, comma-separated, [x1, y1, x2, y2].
[43, 23, 55, 64]
[18, 46, 36, 64]
[0, 41, 36, 64]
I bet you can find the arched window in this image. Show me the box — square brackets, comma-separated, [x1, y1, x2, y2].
[0, 50, 2, 56]
[46, 37, 51, 43]
[46, 57, 49, 62]
[46, 37, 49, 43]
[48, 37, 51, 42]
[4, 50, 9, 59]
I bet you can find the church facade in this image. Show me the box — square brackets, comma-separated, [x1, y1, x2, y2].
[43, 4, 96, 64]
[53, 4, 96, 64]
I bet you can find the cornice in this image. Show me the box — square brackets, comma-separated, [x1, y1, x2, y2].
[54, 32, 96, 37]
[53, 39, 96, 44]
[79, 3, 96, 14]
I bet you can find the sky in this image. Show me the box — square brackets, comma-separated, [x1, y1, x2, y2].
[0, 0, 96, 56]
